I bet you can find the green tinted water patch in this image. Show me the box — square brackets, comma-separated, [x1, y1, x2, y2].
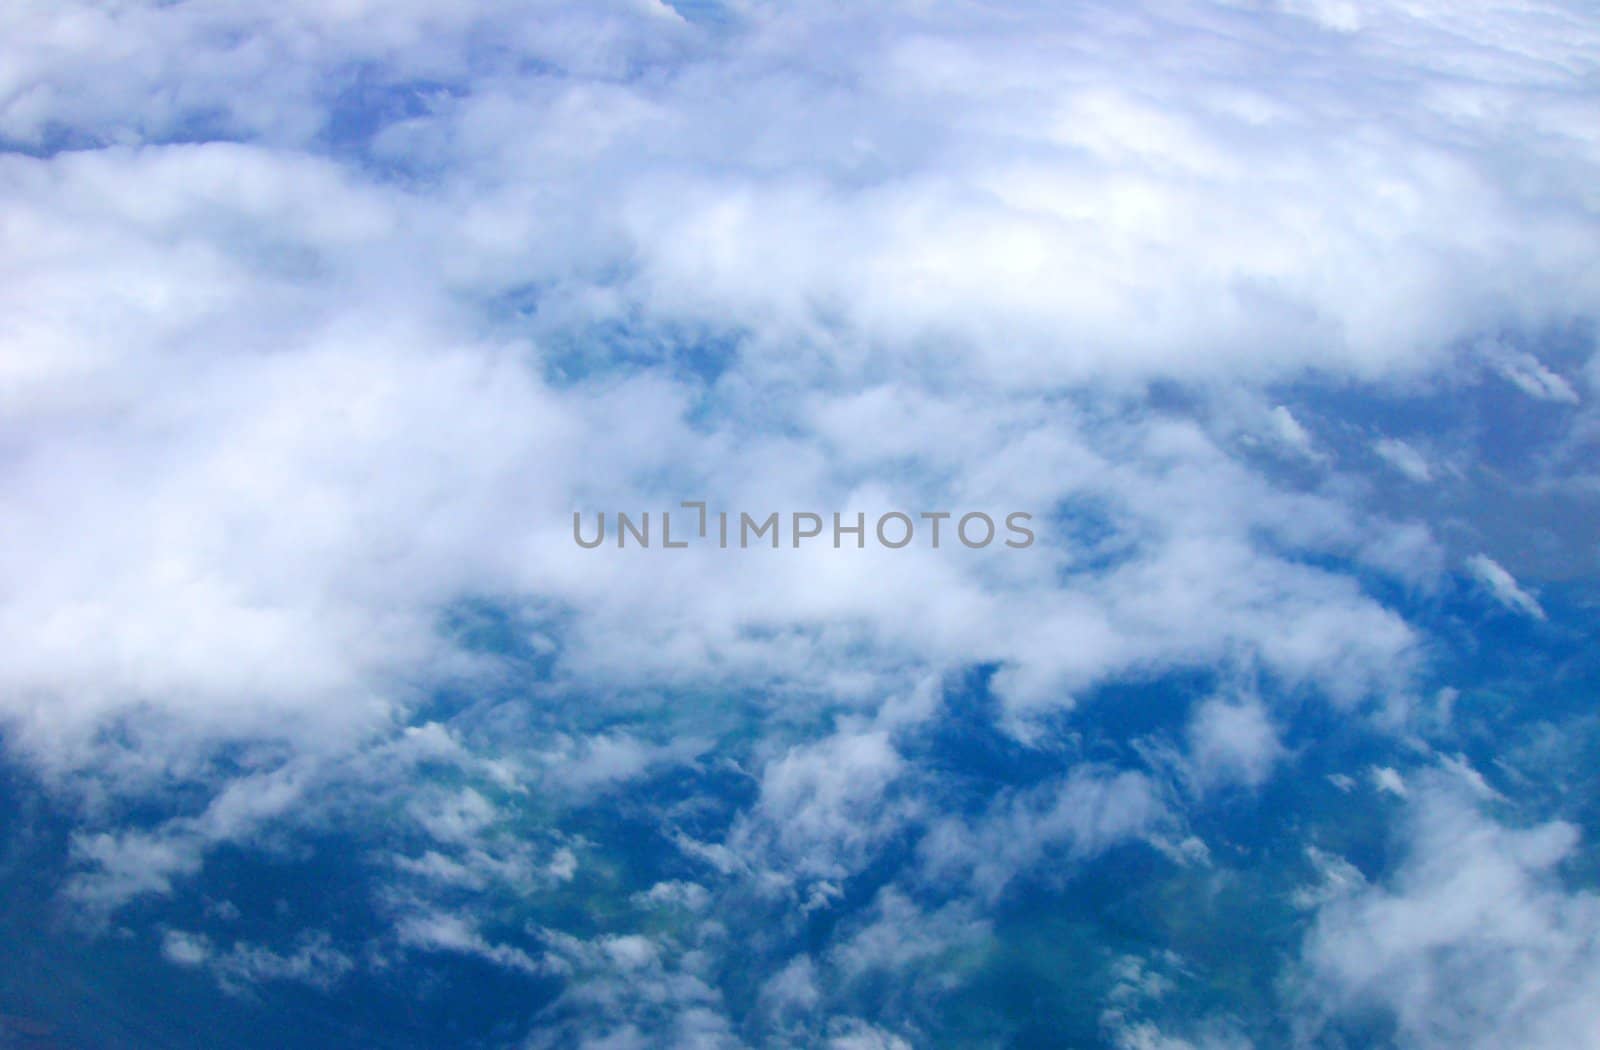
[1052, 854, 1299, 1045]
[937, 908, 1116, 1048]
[0, 765, 555, 1050]
[923, 844, 1272, 1048]
[502, 761, 755, 935]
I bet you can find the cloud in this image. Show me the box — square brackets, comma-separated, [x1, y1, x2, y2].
[824, 1019, 915, 1050]
[12, 0, 1575, 794]
[731, 726, 911, 885]
[1369, 765, 1408, 798]
[1185, 694, 1286, 792]
[1267, 406, 1321, 461]
[1373, 438, 1434, 483]
[162, 929, 356, 995]
[829, 889, 989, 977]
[1481, 341, 1582, 405]
[523, 928, 741, 1049]
[1466, 553, 1548, 620]
[1300, 773, 1600, 1050]
[396, 910, 551, 977]
[919, 766, 1167, 899]
[0, 1, 1596, 1044]
[1108, 1022, 1252, 1050]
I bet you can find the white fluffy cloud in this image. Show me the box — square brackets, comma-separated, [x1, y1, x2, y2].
[919, 766, 1168, 899]
[1185, 694, 1286, 791]
[5, 0, 1589, 782]
[0, 0, 1596, 1043]
[1302, 771, 1600, 1050]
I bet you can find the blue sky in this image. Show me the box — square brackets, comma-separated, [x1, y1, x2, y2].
[0, 2, 1598, 1047]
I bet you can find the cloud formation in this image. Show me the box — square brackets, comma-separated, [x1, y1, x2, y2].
[1302, 771, 1600, 1050]
[0, 0, 1596, 1045]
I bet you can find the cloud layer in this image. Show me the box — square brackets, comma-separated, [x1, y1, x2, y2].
[1, 1, 1597, 1046]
